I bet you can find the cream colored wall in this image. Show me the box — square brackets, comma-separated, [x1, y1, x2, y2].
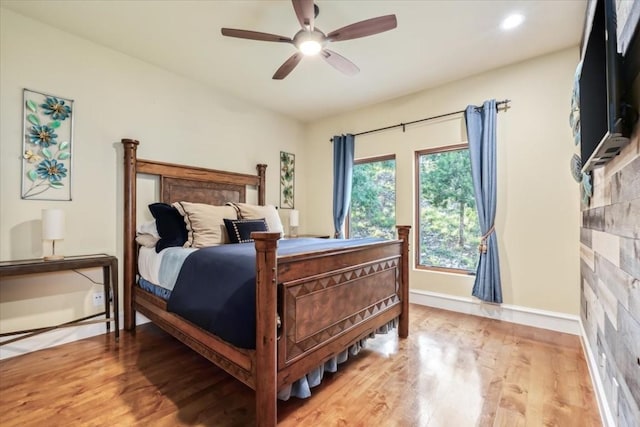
[0, 7, 583, 342]
[304, 47, 582, 314]
[0, 9, 304, 332]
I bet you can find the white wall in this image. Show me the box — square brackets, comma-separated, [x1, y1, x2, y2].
[0, 9, 304, 337]
[304, 47, 582, 315]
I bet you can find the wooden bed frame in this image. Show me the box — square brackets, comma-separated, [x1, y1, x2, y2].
[122, 138, 410, 426]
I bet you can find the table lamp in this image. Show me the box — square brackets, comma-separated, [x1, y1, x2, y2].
[289, 209, 299, 237]
[42, 208, 65, 260]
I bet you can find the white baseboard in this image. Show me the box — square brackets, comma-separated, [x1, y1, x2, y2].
[0, 312, 149, 361]
[409, 289, 581, 335]
[579, 320, 615, 427]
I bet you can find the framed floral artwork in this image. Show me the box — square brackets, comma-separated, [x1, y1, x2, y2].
[21, 89, 74, 200]
[280, 151, 295, 209]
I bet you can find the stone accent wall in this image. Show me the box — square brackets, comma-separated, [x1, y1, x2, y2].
[580, 130, 640, 426]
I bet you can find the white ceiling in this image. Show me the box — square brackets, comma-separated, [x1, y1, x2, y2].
[1, 0, 587, 122]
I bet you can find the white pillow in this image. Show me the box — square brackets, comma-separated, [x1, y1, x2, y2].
[135, 233, 159, 248]
[136, 220, 160, 238]
[227, 202, 284, 237]
[172, 201, 238, 248]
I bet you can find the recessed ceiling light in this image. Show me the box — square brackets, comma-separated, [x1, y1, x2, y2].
[501, 13, 525, 31]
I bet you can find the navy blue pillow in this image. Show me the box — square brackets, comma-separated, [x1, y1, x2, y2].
[224, 218, 268, 243]
[148, 203, 188, 252]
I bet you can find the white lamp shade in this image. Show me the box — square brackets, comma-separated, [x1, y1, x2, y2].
[289, 209, 299, 227]
[42, 209, 65, 240]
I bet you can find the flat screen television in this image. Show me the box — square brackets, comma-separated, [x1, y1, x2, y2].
[579, 0, 631, 171]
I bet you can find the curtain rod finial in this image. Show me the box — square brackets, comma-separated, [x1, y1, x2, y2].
[498, 99, 511, 112]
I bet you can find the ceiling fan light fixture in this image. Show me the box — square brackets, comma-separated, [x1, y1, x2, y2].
[299, 39, 322, 55]
[294, 29, 324, 56]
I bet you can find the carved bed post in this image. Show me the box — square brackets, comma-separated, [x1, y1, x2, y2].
[122, 138, 139, 331]
[253, 231, 280, 427]
[256, 164, 267, 206]
[397, 225, 411, 338]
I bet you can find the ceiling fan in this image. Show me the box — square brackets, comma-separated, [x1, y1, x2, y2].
[221, 0, 397, 80]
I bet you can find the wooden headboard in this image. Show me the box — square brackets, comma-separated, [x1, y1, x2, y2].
[121, 138, 267, 328]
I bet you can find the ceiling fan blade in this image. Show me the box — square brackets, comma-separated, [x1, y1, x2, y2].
[273, 52, 303, 80]
[321, 49, 359, 76]
[292, 0, 314, 31]
[221, 28, 292, 43]
[326, 15, 397, 42]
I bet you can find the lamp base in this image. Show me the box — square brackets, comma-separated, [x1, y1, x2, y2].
[44, 255, 64, 261]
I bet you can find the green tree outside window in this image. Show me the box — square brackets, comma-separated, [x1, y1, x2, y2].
[417, 147, 480, 272]
[349, 157, 396, 239]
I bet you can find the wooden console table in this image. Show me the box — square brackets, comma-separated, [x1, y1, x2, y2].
[0, 254, 119, 345]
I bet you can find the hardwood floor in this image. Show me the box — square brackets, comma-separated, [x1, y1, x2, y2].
[0, 304, 601, 426]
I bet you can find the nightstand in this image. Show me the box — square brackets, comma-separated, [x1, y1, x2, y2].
[0, 254, 119, 345]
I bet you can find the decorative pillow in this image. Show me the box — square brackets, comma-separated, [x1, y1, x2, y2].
[227, 202, 284, 237]
[148, 203, 189, 253]
[223, 218, 268, 243]
[173, 201, 237, 248]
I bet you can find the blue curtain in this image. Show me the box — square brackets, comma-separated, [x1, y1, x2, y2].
[464, 100, 502, 303]
[332, 134, 355, 238]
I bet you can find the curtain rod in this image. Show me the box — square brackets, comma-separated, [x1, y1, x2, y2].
[329, 99, 511, 142]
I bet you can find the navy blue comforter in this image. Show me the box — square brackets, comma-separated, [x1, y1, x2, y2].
[166, 237, 383, 349]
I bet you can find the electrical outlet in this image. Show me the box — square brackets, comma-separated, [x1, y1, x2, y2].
[92, 292, 104, 307]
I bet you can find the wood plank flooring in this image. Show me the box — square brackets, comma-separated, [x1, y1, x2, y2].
[0, 304, 601, 426]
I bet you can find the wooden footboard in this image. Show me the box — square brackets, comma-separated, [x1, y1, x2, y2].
[122, 139, 410, 427]
[254, 227, 410, 426]
[279, 241, 403, 368]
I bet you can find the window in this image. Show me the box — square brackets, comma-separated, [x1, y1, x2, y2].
[416, 145, 480, 273]
[349, 155, 396, 239]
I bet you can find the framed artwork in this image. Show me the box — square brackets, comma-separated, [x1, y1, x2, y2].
[21, 88, 74, 200]
[279, 151, 295, 209]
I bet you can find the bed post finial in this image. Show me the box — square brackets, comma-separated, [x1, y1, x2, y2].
[122, 138, 139, 330]
[396, 225, 411, 338]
